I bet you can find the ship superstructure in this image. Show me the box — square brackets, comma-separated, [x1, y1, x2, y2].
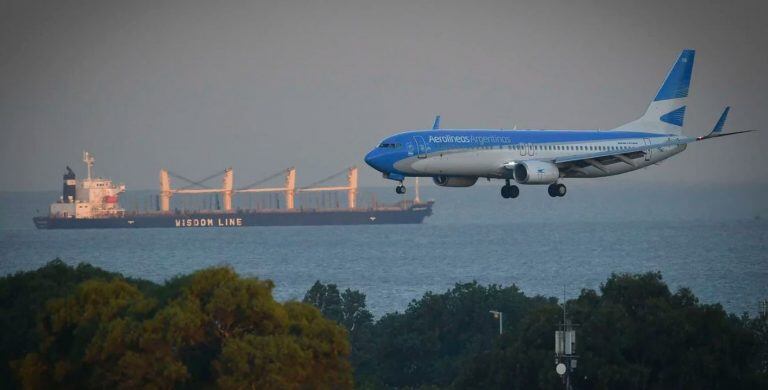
[34, 151, 433, 229]
[48, 152, 126, 219]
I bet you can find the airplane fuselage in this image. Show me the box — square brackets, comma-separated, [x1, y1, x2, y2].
[366, 129, 687, 180]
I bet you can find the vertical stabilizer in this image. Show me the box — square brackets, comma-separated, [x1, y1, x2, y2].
[613, 49, 695, 135]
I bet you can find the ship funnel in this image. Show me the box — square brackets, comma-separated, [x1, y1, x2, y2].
[63, 166, 76, 202]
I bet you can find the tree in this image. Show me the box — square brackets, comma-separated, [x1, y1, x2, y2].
[11, 265, 352, 389]
[0, 259, 145, 389]
[303, 282, 375, 383]
[366, 281, 551, 388]
[303, 281, 344, 323]
[455, 272, 768, 389]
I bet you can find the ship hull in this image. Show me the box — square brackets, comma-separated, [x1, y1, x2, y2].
[33, 203, 433, 229]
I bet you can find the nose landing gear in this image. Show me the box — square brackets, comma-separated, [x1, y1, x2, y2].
[548, 183, 567, 197]
[501, 180, 520, 199]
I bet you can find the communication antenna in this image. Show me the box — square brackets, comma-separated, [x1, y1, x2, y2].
[555, 286, 578, 390]
[83, 151, 95, 180]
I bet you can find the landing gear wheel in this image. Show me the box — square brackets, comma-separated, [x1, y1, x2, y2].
[548, 183, 567, 197]
[501, 185, 519, 199]
[548, 184, 558, 197]
[395, 185, 406, 194]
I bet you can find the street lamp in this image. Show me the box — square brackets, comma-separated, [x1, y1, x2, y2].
[489, 310, 503, 335]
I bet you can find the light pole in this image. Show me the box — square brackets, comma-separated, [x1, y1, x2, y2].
[489, 310, 503, 335]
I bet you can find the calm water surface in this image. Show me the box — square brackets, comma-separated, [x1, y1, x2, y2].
[2, 181, 767, 316]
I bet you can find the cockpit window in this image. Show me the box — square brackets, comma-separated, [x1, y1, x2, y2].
[378, 142, 402, 149]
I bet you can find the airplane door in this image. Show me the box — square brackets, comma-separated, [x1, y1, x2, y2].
[529, 143, 535, 156]
[643, 138, 651, 161]
[414, 136, 428, 158]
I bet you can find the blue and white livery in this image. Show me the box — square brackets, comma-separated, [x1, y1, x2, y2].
[364, 49, 755, 198]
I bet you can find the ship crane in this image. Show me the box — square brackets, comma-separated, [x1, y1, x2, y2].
[158, 166, 359, 211]
[160, 168, 234, 212]
[297, 167, 358, 209]
[235, 168, 296, 209]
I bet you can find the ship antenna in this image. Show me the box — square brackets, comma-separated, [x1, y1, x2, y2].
[83, 151, 94, 180]
[414, 177, 421, 203]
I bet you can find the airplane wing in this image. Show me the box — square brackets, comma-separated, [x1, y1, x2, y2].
[547, 107, 755, 174]
[550, 138, 689, 174]
[499, 138, 689, 174]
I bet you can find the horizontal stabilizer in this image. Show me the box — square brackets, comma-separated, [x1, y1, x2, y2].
[697, 129, 756, 141]
[696, 107, 756, 140]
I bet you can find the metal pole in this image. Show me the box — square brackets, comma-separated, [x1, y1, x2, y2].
[499, 312, 503, 335]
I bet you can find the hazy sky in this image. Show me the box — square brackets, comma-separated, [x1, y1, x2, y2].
[2, 0, 767, 191]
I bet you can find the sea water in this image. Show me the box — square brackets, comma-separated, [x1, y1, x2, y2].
[1, 180, 767, 316]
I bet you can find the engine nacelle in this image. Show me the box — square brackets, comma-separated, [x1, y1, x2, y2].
[433, 176, 478, 187]
[513, 161, 560, 184]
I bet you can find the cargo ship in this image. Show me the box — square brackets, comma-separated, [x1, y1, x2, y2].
[33, 152, 433, 229]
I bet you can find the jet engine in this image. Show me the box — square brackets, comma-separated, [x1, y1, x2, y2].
[513, 161, 560, 184]
[433, 176, 479, 187]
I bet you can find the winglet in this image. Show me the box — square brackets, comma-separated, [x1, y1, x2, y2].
[698, 107, 730, 140]
[711, 106, 730, 134]
[432, 115, 441, 130]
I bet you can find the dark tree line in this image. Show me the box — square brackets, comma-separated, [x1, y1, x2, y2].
[1, 261, 766, 389]
[305, 273, 768, 389]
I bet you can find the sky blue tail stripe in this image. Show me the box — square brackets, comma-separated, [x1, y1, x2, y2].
[660, 106, 686, 127]
[654, 49, 695, 101]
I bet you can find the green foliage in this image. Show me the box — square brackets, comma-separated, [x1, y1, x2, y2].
[307, 274, 767, 389]
[568, 272, 767, 389]
[454, 272, 768, 390]
[359, 281, 553, 388]
[3, 262, 767, 389]
[3, 262, 352, 389]
[0, 259, 140, 389]
[303, 281, 376, 383]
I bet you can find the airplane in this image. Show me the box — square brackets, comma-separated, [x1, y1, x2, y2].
[364, 49, 755, 198]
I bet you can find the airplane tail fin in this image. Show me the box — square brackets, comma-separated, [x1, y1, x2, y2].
[613, 49, 695, 135]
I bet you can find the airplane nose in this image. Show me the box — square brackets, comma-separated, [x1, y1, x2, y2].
[364, 150, 383, 172]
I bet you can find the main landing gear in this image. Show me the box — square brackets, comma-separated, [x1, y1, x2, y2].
[501, 180, 519, 199]
[395, 184, 406, 194]
[548, 183, 567, 198]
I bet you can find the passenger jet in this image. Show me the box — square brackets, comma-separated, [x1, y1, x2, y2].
[364, 49, 754, 198]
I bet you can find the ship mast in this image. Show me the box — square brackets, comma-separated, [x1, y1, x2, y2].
[414, 177, 421, 203]
[83, 151, 94, 180]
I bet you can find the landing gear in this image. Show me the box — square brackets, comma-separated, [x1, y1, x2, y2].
[501, 180, 520, 199]
[395, 184, 406, 194]
[548, 183, 567, 198]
